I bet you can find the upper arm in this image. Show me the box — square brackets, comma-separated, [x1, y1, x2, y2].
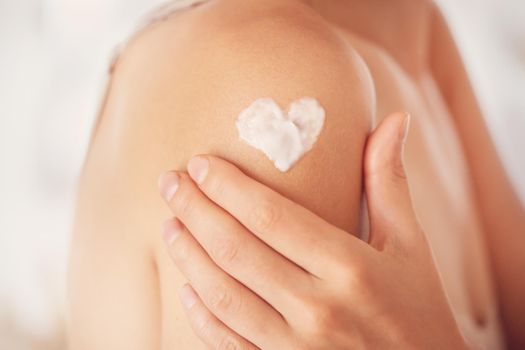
[428, 5, 525, 348]
[110, 2, 375, 231]
[69, 3, 375, 349]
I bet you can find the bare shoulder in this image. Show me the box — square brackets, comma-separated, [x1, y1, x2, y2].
[110, 0, 376, 129]
[71, 1, 375, 347]
[94, 0, 376, 229]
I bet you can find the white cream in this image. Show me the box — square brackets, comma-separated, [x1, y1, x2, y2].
[236, 97, 325, 172]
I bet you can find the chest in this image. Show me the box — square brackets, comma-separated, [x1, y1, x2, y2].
[341, 30, 504, 346]
[348, 33, 482, 244]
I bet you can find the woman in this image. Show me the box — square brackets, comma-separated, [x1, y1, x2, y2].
[68, 0, 525, 348]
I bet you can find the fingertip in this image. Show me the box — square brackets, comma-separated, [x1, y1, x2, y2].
[188, 155, 210, 184]
[365, 112, 406, 174]
[378, 111, 411, 153]
[158, 171, 180, 202]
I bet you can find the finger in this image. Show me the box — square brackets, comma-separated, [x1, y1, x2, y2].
[163, 218, 291, 349]
[363, 112, 421, 248]
[159, 172, 312, 316]
[182, 155, 369, 278]
[178, 283, 260, 350]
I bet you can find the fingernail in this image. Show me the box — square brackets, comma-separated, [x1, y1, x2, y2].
[158, 172, 179, 202]
[188, 156, 209, 184]
[401, 113, 411, 145]
[179, 284, 198, 310]
[163, 218, 183, 245]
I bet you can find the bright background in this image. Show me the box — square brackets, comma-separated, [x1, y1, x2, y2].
[0, 0, 524, 349]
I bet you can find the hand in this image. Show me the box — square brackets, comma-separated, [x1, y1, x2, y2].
[158, 112, 468, 349]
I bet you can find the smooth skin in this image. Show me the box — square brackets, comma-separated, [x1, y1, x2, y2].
[69, 0, 525, 348]
[158, 112, 469, 349]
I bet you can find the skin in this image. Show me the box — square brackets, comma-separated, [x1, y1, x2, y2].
[158, 113, 469, 349]
[68, 0, 525, 349]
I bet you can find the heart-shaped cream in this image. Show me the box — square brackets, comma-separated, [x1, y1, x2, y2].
[236, 97, 325, 172]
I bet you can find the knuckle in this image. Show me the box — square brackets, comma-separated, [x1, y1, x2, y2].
[365, 151, 407, 184]
[250, 199, 280, 233]
[334, 256, 370, 291]
[293, 292, 337, 336]
[207, 283, 240, 314]
[294, 293, 360, 349]
[305, 302, 340, 338]
[216, 336, 244, 350]
[211, 239, 239, 266]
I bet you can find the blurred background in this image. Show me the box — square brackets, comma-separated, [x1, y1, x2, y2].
[0, 0, 524, 349]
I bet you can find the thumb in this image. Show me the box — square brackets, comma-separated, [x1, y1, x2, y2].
[364, 112, 420, 249]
